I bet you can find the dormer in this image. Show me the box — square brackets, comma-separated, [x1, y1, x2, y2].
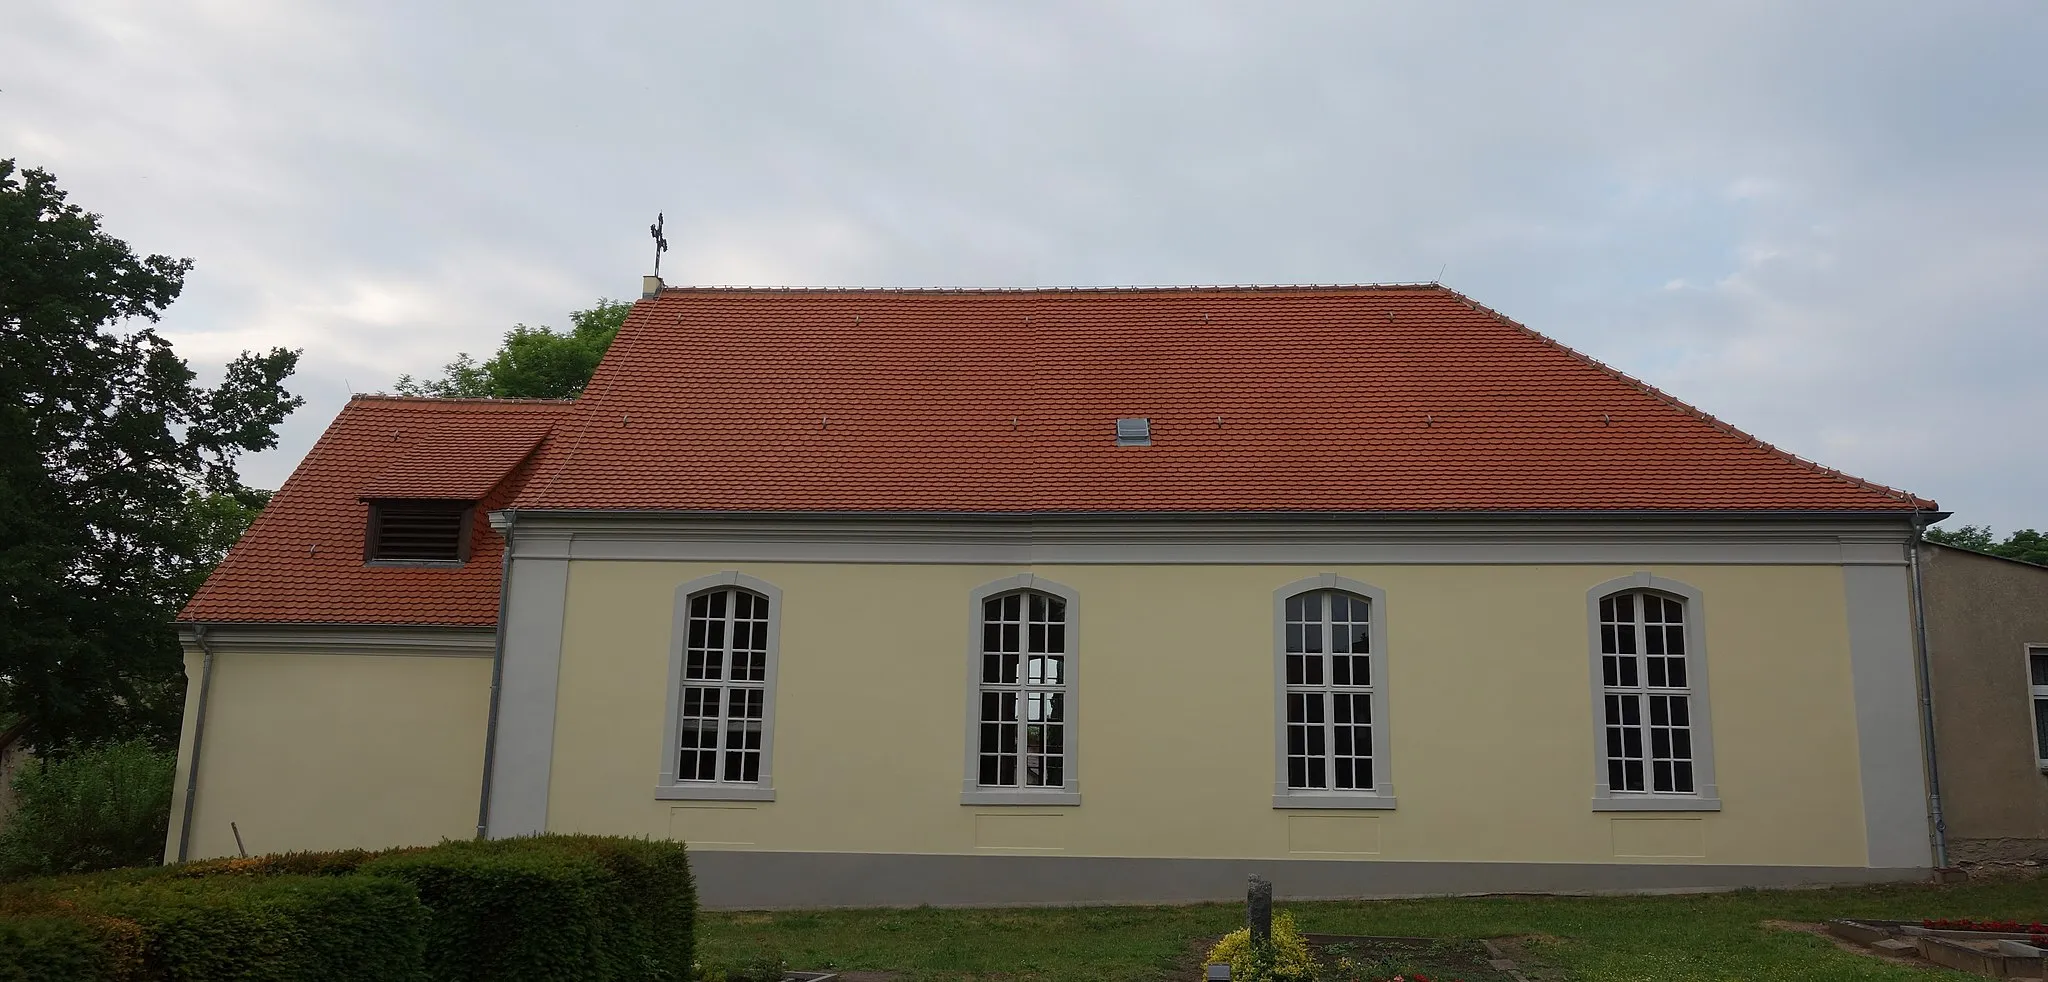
[365, 499, 473, 564]
[357, 421, 552, 568]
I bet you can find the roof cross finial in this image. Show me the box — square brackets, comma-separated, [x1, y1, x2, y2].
[649, 212, 669, 278]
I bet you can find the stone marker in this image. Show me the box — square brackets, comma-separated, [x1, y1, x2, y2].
[1247, 874, 1273, 946]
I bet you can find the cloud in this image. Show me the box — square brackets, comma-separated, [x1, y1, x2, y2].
[4, 0, 2043, 531]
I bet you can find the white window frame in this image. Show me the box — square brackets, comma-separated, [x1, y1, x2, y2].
[656, 571, 783, 801]
[962, 574, 1081, 806]
[2027, 645, 2048, 771]
[1587, 573, 1721, 812]
[1273, 574, 1395, 809]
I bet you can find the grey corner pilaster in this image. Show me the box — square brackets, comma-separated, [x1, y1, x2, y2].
[1844, 564, 1935, 868]
[485, 529, 572, 837]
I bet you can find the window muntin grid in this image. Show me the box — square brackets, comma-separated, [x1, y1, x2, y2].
[977, 591, 1067, 789]
[2030, 649, 2048, 767]
[676, 587, 770, 784]
[1283, 590, 1374, 791]
[1599, 590, 1695, 795]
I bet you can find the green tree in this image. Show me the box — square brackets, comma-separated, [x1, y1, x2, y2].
[0, 159, 302, 752]
[1924, 524, 2048, 566]
[393, 298, 629, 399]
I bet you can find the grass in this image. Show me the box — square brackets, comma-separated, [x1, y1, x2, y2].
[697, 876, 2048, 981]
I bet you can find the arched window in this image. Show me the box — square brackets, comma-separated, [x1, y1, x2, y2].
[962, 575, 1080, 805]
[659, 573, 782, 801]
[1272, 575, 1394, 808]
[1588, 574, 1720, 810]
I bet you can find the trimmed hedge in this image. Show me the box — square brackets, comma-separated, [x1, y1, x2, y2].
[363, 836, 696, 982]
[0, 835, 695, 982]
[0, 911, 144, 982]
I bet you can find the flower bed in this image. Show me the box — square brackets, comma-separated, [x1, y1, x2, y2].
[1923, 917, 2048, 945]
[1201, 919, 1518, 982]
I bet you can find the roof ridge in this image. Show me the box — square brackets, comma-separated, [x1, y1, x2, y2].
[1439, 288, 1937, 510]
[348, 394, 574, 406]
[652, 282, 1449, 296]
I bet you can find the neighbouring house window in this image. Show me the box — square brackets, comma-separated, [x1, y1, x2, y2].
[962, 575, 1080, 805]
[1272, 575, 1394, 808]
[658, 573, 782, 801]
[365, 499, 470, 563]
[1588, 574, 1720, 811]
[2029, 648, 2048, 768]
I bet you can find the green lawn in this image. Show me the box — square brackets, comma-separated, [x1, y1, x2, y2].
[697, 876, 2048, 981]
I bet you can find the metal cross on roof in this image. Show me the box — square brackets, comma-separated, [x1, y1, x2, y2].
[649, 212, 669, 278]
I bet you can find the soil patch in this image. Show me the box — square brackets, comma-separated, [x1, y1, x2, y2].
[1765, 921, 1926, 971]
[1182, 934, 1520, 981]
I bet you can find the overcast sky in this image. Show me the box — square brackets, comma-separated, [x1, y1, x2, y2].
[6, 1, 2043, 531]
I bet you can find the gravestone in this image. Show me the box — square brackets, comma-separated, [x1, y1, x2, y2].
[1247, 874, 1273, 946]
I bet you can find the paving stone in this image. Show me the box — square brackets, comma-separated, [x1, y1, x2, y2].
[1828, 920, 1893, 945]
[1919, 936, 2004, 976]
[1873, 939, 1919, 954]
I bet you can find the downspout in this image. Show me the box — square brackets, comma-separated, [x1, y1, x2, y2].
[175, 623, 219, 863]
[1909, 509, 1949, 869]
[476, 509, 516, 839]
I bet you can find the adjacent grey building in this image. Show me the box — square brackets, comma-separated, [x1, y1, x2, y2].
[1921, 542, 2048, 862]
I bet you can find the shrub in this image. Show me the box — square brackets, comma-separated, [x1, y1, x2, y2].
[78, 874, 428, 982]
[360, 835, 695, 982]
[170, 848, 388, 880]
[0, 910, 145, 982]
[0, 834, 695, 982]
[0, 873, 424, 982]
[1206, 911, 1316, 982]
[0, 739, 175, 879]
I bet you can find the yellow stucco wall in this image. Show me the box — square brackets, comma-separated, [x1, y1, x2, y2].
[546, 563, 1872, 867]
[168, 650, 491, 860]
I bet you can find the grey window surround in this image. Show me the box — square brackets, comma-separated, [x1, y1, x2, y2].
[657, 571, 783, 802]
[1587, 573, 1722, 812]
[963, 574, 1082, 806]
[1273, 574, 1396, 810]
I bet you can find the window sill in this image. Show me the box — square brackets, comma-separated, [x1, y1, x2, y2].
[961, 790, 1081, 807]
[1272, 793, 1398, 810]
[1591, 796, 1721, 812]
[364, 559, 465, 568]
[655, 784, 775, 802]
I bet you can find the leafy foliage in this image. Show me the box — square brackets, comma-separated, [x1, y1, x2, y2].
[1924, 524, 2048, 566]
[5, 874, 428, 982]
[361, 835, 697, 982]
[0, 738, 176, 879]
[0, 834, 695, 982]
[393, 299, 629, 399]
[0, 159, 302, 750]
[1207, 911, 1316, 981]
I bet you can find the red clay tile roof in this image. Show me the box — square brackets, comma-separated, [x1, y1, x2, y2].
[178, 396, 567, 625]
[511, 284, 1932, 514]
[360, 425, 552, 500]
